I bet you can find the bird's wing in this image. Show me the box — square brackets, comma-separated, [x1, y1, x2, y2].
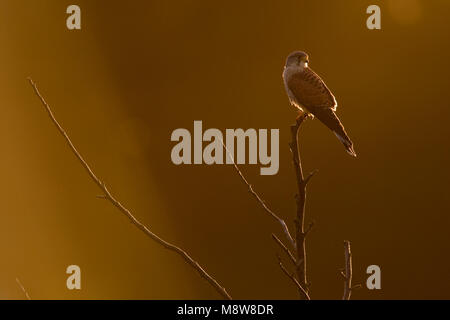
[287, 68, 356, 157]
[287, 67, 337, 112]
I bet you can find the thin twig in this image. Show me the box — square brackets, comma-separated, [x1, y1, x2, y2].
[352, 284, 362, 290]
[304, 169, 318, 187]
[16, 278, 31, 300]
[342, 240, 353, 300]
[221, 139, 296, 249]
[277, 255, 310, 300]
[272, 234, 296, 266]
[27, 78, 231, 300]
[304, 221, 315, 237]
[290, 113, 315, 298]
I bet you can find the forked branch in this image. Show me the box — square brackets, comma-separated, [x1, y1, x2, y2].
[225, 113, 316, 299]
[27, 78, 231, 300]
[272, 233, 296, 266]
[290, 114, 316, 298]
[277, 255, 310, 300]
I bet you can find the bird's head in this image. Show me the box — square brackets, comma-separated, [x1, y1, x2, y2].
[285, 51, 309, 69]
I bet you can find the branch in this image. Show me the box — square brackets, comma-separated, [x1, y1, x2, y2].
[16, 278, 31, 300]
[27, 78, 231, 300]
[342, 240, 353, 300]
[304, 169, 318, 187]
[290, 113, 315, 298]
[304, 220, 315, 237]
[272, 234, 296, 266]
[277, 255, 310, 300]
[221, 139, 296, 249]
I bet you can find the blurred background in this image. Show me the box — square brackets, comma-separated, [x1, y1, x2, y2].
[0, 0, 449, 299]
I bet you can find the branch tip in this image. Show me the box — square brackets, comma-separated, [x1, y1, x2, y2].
[303, 169, 318, 186]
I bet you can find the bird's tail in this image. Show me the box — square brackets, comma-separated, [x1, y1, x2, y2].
[313, 108, 357, 157]
[334, 131, 357, 157]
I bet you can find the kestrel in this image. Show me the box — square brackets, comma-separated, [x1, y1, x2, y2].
[283, 51, 356, 157]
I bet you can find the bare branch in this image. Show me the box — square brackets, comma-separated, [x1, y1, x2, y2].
[277, 255, 310, 300]
[27, 78, 231, 300]
[304, 221, 315, 237]
[16, 278, 31, 300]
[272, 234, 296, 266]
[342, 240, 353, 300]
[304, 169, 318, 186]
[290, 113, 314, 298]
[221, 139, 296, 249]
[352, 284, 362, 290]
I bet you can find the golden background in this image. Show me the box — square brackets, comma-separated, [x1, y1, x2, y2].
[0, 0, 448, 299]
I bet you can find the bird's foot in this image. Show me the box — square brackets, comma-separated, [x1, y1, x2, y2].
[296, 111, 314, 121]
[296, 111, 305, 120]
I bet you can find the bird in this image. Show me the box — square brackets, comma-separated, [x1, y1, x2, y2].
[282, 51, 356, 157]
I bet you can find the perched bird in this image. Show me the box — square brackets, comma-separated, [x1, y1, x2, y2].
[283, 51, 356, 157]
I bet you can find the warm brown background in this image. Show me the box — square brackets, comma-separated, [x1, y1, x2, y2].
[0, 0, 448, 299]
